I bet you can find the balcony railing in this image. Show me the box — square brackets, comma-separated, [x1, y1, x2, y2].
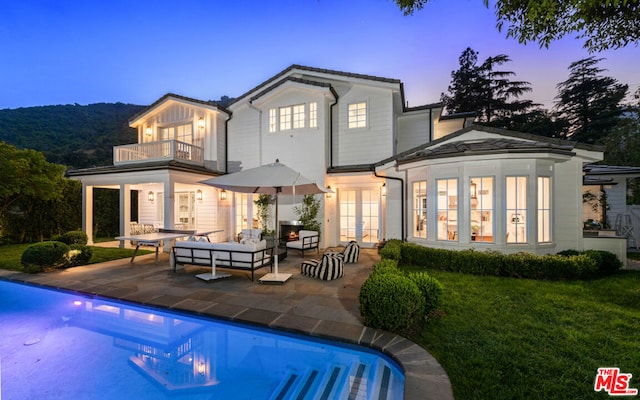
[114, 140, 204, 166]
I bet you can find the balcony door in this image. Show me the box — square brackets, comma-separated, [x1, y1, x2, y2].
[338, 189, 381, 246]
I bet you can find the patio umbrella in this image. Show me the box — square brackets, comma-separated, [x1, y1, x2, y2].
[199, 159, 331, 283]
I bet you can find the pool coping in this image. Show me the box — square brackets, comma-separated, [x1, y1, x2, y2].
[0, 249, 454, 400]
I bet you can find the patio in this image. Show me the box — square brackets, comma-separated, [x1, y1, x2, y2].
[0, 247, 453, 400]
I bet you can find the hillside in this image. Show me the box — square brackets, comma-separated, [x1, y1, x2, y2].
[0, 103, 146, 169]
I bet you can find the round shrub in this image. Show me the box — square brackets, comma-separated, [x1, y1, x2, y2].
[408, 272, 443, 313]
[52, 230, 88, 245]
[359, 272, 426, 332]
[66, 244, 93, 267]
[584, 250, 623, 276]
[21, 241, 70, 271]
[371, 259, 401, 275]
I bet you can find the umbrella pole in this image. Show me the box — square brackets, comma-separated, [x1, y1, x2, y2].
[259, 188, 291, 284]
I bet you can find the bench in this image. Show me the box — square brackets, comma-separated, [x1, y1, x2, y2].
[171, 239, 274, 281]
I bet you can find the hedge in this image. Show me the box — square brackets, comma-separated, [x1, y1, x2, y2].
[21, 241, 70, 271]
[380, 240, 621, 280]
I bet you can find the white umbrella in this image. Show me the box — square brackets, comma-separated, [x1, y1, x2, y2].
[199, 159, 331, 283]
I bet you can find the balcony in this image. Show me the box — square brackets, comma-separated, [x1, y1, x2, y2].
[114, 140, 204, 166]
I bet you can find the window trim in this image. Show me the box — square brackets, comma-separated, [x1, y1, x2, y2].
[348, 101, 367, 129]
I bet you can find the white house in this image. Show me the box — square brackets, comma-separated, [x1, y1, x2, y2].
[68, 64, 630, 260]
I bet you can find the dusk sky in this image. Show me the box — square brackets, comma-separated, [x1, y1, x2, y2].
[1, 0, 638, 111]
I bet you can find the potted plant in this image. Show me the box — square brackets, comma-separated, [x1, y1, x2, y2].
[294, 194, 321, 235]
[254, 194, 275, 246]
[471, 224, 480, 241]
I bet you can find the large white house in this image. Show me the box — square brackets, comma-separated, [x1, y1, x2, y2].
[68, 64, 632, 260]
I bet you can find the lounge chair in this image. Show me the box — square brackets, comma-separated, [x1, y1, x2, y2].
[325, 240, 360, 264]
[300, 253, 344, 280]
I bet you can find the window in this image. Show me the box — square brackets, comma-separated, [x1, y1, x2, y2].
[437, 179, 458, 241]
[309, 102, 317, 128]
[413, 181, 427, 238]
[506, 176, 527, 243]
[538, 177, 551, 243]
[269, 102, 316, 132]
[348, 102, 367, 129]
[470, 177, 494, 242]
[269, 109, 277, 133]
[159, 123, 193, 144]
[293, 104, 305, 129]
[279, 106, 292, 130]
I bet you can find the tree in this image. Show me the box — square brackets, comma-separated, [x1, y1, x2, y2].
[0, 142, 66, 219]
[294, 195, 321, 234]
[441, 48, 537, 127]
[554, 57, 628, 143]
[394, 0, 640, 52]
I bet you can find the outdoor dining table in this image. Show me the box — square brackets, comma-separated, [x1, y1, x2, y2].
[115, 229, 223, 263]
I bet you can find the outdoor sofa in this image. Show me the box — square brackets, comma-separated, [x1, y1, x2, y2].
[170, 237, 274, 281]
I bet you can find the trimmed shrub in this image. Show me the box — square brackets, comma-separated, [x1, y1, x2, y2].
[52, 230, 88, 245]
[66, 244, 93, 267]
[584, 250, 623, 276]
[21, 241, 70, 271]
[408, 272, 443, 313]
[379, 239, 402, 261]
[372, 259, 401, 275]
[359, 272, 426, 332]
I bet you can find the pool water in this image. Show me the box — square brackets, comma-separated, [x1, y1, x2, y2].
[0, 280, 404, 399]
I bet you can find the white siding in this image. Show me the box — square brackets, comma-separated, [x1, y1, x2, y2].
[554, 159, 584, 252]
[334, 85, 394, 165]
[397, 112, 431, 153]
[227, 103, 261, 172]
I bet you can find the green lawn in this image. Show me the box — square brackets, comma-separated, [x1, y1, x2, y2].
[0, 243, 151, 272]
[407, 267, 640, 399]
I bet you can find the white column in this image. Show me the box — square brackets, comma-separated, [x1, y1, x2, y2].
[163, 177, 176, 251]
[119, 184, 131, 248]
[83, 184, 94, 245]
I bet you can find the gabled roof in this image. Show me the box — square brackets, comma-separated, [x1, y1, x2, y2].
[249, 76, 338, 104]
[128, 93, 230, 125]
[394, 124, 602, 165]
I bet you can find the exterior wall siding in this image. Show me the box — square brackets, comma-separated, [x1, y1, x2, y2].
[334, 85, 394, 165]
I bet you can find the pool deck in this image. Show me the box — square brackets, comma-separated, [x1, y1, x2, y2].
[0, 246, 454, 400]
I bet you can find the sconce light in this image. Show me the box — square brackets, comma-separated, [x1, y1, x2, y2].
[198, 117, 205, 129]
[198, 362, 205, 375]
[145, 125, 152, 136]
[382, 183, 387, 196]
[196, 189, 203, 202]
[220, 189, 227, 201]
[326, 185, 332, 198]
[147, 191, 155, 202]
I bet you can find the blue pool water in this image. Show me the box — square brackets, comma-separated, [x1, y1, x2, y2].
[0, 280, 403, 399]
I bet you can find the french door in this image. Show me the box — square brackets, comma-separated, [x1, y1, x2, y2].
[338, 189, 381, 246]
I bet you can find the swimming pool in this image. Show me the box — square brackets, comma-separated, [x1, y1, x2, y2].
[0, 280, 403, 399]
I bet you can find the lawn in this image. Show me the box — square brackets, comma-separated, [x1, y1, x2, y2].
[407, 267, 640, 399]
[0, 243, 151, 271]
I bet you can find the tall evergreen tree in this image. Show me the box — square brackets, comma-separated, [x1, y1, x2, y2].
[441, 48, 539, 129]
[554, 57, 628, 143]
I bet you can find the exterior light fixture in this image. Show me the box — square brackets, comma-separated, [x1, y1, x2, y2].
[220, 189, 227, 201]
[148, 191, 155, 202]
[326, 185, 332, 198]
[198, 362, 205, 375]
[198, 117, 205, 129]
[196, 189, 203, 202]
[382, 183, 387, 196]
[145, 125, 152, 136]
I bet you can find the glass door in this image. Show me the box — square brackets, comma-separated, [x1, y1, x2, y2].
[338, 188, 381, 246]
[177, 192, 196, 229]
